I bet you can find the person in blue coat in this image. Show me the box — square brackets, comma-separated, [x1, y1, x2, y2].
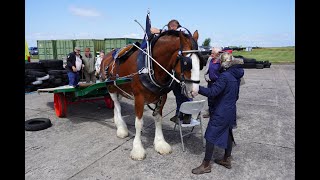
[191, 52, 244, 174]
[202, 47, 222, 118]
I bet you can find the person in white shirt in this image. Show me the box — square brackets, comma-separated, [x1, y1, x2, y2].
[66, 47, 84, 87]
[95, 50, 105, 79]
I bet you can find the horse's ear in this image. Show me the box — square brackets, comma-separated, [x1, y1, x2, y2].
[193, 30, 199, 41]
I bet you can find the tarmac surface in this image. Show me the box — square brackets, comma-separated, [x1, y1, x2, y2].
[25, 64, 295, 180]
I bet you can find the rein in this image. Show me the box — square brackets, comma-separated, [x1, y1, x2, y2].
[133, 43, 181, 84]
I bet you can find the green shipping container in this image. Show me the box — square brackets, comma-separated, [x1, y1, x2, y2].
[75, 39, 105, 58]
[104, 38, 142, 54]
[37, 40, 56, 60]
[56, 40, 75, 60]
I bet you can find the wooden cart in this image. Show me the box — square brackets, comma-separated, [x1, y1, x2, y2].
[37, 78, 132, 118]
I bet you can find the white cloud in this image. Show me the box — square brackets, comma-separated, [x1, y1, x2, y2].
[69, 6, 101, 17]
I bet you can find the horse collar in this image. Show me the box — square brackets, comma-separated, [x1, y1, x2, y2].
[137, 51, 174, 95]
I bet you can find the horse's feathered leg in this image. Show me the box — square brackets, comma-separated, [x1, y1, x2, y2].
[130, 94, 146, 160]
[110, 92, 129, 138]
[153, 95, 172, 154]
[154, 113, 172, 154]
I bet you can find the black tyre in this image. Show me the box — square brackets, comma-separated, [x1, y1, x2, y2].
[60, 70, 68, 74]
[265, 63, 271, 68]
[45, 67, 65, 72]
[263, 61, 271, 68]
[62, 74, 68, 79]
[25, 62, 43, 70]
[26, 70, 47, 77]
[39, 60, 63, 68]
[243, 58, 256, 63]
[48, 70, 63, 78]
[242, 62, 256, 68]
[25, 69, 46, 73]
[25, 85, 37, 93]
[48, 75, 56, 83]
[25, 118, 52, 131]
[256, 64, 264, 69]
[25, 75, 37, 81]
[53, 78, 62, 85]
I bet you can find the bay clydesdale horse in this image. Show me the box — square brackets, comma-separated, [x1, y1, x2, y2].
[99, 30, 202, 160]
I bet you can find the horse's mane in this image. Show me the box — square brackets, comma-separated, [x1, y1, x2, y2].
[158, 30, 190, 39]
[150, 30, 191, 51]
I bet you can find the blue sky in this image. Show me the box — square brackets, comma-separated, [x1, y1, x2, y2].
[25, 0, 295, 47]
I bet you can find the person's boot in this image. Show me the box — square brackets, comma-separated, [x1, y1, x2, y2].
[214, 156, 232, 169]
[191, 160, 211, 174]
[170, 115, 179, 124]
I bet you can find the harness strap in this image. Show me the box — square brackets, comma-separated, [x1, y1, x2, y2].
[113, 80, 134, 100]
[133, 43, 181, 83]
[147, 104, 156, 111]
[146, 96, 163, 116]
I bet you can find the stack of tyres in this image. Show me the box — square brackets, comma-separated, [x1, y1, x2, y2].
[39, 60, 69, 87]
[263, 60, 271, 68]
[25, 62, 48, 92]
[233, 55, 271, 69]
[255, 61, 264, 69]
[234, 55, 256, 69]
[25, 60, 69, 93]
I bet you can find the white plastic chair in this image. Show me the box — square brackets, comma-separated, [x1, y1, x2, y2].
[173, 100, 206, 151]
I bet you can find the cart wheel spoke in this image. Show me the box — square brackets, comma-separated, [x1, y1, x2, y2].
[54, 93, 67, 117]
[104, 96, 114, 109]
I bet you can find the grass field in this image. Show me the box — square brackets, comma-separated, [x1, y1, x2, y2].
[232, 46, 295, 63]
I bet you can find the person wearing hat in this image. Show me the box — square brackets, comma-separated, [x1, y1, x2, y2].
[191, 52, 244, 174]
[66, 47, 85, 87]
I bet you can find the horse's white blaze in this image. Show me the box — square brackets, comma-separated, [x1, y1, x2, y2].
[154, 114, 172, 154]
[130, 117, 146, 160]
[110, 93, 128, 138]
[191, 53, 200, 93]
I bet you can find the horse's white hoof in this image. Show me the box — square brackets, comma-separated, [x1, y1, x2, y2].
[154, 140, 172, 155]
[130, 147, 146, 160]
[117, 128, 129, 138]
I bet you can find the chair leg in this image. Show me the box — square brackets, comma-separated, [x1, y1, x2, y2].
[178, 121, 185, 152]
[187, 126, 195, 138]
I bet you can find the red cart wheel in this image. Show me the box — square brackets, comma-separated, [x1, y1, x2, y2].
[54, 93, 67, 117]
[104, 96, 114, 109]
